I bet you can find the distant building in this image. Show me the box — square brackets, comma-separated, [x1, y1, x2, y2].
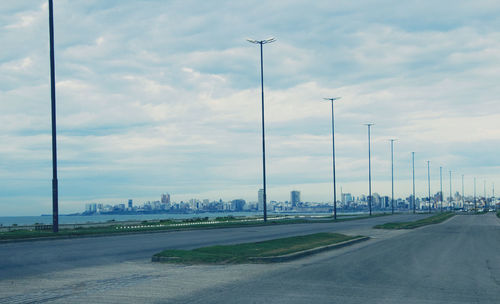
[128, 199, 133, 209]
[161, 193, 171, 206]
[258, 189, 264, 211]
[291, 190, 301, 207]
[231, 199, 246, 211]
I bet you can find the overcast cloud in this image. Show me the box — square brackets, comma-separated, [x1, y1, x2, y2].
[1, 0, 499, 215]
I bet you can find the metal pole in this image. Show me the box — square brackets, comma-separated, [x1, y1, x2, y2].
[449, 171, 452, 210]
[366, 124, 374, 215]
[331, 100, 337, 220]
[440, 166, 443, 212]
[462, 174, 464, 209]
[247, 37, 275, 222]
[412, 152, 415, 214]
[390, 139, 395, 214]
[484, 180, 486, 208]
[427, 161, 431, 213]
[474, 177, 477, 211]
[259, 42, 267, 222]
[48, 0, 59, 233]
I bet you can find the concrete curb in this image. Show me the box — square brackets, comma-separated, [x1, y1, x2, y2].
[151, 236, 370, 263]
[247, 236, 370, 263]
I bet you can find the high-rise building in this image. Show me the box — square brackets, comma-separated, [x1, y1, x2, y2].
[258, 189, 264, 211]
[231, 199, 246, 211]
[128, 199, 133, 209]
[161, 193, 171, 206]
[291, 190, 301, 207]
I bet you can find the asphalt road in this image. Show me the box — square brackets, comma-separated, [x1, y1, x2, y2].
[0, 213, 425, 280]
[173, 213, 500, 304]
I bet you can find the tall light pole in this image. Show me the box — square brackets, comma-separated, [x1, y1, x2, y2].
[389, 139, 396, 214]
[427, 161, 431, 213]
[439, 166, 443, 212]
[247, 37, 276, 222]
[462, 174, 465, 209]
[474, 177, 477, 211]
[449, 170, 452, 210]
[365, 123, 374, 215]
[48, 0, 59, 233]
[484, 180, 487, 208]
[412, 152, 415, 214]
[324, 97, 341, 220]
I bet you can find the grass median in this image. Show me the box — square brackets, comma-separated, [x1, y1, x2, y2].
[153, 232, 362, 264]
[0, 213, 390, 241]
[374, 212, 455, 229]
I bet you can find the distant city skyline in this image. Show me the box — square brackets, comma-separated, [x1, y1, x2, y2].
[1, 1, 500, 215]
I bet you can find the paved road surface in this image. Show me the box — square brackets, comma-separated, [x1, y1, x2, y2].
[174, 213, 500, 303]
[2, 213, 498, 303]
[0, 213, 423, 280]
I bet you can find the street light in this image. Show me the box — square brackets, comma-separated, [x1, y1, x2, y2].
[427, 160, 431, 214]
[449, 170, 452, 210]
[324, 97, 341, 220]
[440, 166, 443, 212]
[365, 123, 374, 216]
[48, 0, 59, 233]
[412, 152, 415, 214]
[462, 174, 465, 209]
[474, 177, 477, 211]
[247, 37, 276, 222]
[389, 139, 397, 214]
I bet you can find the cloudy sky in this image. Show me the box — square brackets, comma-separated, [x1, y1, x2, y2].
[1, 0, 499, 215]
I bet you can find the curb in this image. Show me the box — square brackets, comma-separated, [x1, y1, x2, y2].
[248, 236, 370, 263]
[151, 236, 370, 263]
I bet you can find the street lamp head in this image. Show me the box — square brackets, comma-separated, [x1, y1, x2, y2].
[389, 138, 397, 142]
[323, 97, 341, 102]
[364, 123, 374, 126]
[247, 37, 276, 44]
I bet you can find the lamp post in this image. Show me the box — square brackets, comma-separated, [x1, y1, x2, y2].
[474, 177, 477, 211]
[48, 0, 59, 233]
[324, 97, 341, 220]
[440, 166, 443, 212]
[427, 161, 431, 213]
[389, 139, 396, 214]
[462, 174, 464, 209]
[449, 170, 452, 210]
[247, 37, 276, 222]
[365, 123, 374, 215]
[412, 152, 415, 214]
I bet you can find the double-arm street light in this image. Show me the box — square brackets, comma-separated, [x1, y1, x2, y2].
[439, 166, 443, 212]
[48, 0, 59, 233]
[427, 160, 431, 213]
[412, 152, 416, 214]
[324, 97, 341, 220]
[389, 139, 397, 214]
[365, 123, 374, 215]
[247, 37, 276, 222]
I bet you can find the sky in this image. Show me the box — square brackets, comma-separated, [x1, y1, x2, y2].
[1, 0, 500, 215]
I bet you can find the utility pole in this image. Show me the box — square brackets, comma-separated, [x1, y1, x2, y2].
[462, 174, 464, 209]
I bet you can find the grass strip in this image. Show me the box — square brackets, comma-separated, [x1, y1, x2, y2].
[374, 212, 455, 229]
[497, 210, 500, 218]
[0, 213, 390, 241]
[153, 232, 360, 264]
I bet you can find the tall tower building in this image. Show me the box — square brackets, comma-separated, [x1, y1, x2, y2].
[161, 193, 171, 206]
[258, 189, 264, 211]
[128, 199, 133, 209]
[291, 190, 301, 207]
